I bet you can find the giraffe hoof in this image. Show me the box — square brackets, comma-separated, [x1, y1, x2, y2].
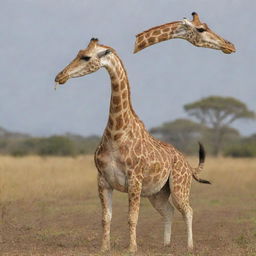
[187, 245, 194, 253]
[129, 244, 137, 254]
[101, 243, 110, 252]
[101, 248, 110, 254]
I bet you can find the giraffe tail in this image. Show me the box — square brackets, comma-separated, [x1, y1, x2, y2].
[192, 142, 211, 184]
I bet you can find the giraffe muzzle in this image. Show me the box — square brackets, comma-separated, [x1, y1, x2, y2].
[221, 41, 236, 54]
[55, 72, 69, 85]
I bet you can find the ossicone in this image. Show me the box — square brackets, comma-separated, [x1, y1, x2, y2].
[91, 38, 99, 42]
[191, 12, 201, 25]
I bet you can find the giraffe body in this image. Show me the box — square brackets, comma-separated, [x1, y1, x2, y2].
[55, 38, 209, 253]
[95, 128, 174, 197]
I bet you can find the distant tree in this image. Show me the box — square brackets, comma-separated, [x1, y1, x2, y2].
[0, 129, 101, 156]
[224, 133, 256, 158]
[150, 119, 207, 154]
[184, 96, 255, 155]
[203, 126, 241, 155]
[38, 136, 75, 156]
[65, 133, 101, 154]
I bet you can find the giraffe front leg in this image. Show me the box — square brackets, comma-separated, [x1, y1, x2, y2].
[98, 174, 113, 252]
[128, 177, 142, 253]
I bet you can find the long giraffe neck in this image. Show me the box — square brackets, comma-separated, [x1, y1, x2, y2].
[103, 52, 139, 141]
[134, 21, 187, 53]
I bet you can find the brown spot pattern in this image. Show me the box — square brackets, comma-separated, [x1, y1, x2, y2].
[123, 100, 128, 109]
[114, 132, 123, 140]
[112, 95, 121, 105]
[152, 30, 161, 36]
[162, 27, 170, 32]
[111, 105, 122, 113]
[137, 35, 144, 43]
[159, 33, 169, 41]
[120, 80, 126, 90]
[122, 90, 128, 99]
[126, 157, 132, 167]
[138, 42, 146, 50]
[112, 82, 119, 91]
[148, 37, 156, 44]
[115, 115, 123, 130]
[108, 117, 114, 129]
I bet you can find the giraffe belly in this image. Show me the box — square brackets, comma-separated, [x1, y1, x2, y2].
[141, 165, 171, 197]
[141, 175, 169, 197]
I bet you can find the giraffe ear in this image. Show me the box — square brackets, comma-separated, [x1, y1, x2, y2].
[97, 49, 111, 58]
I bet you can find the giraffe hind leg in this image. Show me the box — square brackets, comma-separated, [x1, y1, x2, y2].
[148, 181, 174, 246]
[169, 173, 193, 251]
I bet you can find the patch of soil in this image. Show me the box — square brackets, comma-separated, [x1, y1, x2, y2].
[1, 190, 256, 256]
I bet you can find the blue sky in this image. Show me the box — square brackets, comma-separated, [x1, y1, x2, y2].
[1, 0, 255, 136]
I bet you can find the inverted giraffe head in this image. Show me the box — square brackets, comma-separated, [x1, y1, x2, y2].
[134, 12, 236, 54]
[55, 38, 113, 84]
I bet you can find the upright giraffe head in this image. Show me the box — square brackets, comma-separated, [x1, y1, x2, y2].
[134, 12, 236, 54]
[55, 38, 113, 84]
[182, 12, 236, 53]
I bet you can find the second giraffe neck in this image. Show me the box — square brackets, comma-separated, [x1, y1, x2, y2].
[103, 53, 140, 140]
[134, 21, 186, 53]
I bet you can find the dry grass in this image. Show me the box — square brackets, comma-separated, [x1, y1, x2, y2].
[0, 156, 256, 255]
[0, 155, 97, 202]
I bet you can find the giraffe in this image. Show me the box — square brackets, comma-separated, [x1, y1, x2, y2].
[55, 38, 210, 253]
[134, 12, 236, 54]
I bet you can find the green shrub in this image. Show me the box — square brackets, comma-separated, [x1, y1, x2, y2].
[10, 148, 28, 157]
[224, 142, 256, 157]
[38, 136, 76, 156]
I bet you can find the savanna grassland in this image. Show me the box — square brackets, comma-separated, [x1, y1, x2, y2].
[0, 156, 256, 256]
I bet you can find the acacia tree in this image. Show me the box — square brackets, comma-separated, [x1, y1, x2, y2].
[150, 118, 207, 154]
[184, 96, 255, 156]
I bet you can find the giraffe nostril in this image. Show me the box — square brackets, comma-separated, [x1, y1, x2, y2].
[55, 71, 69, 84]
[54, 75, 60, 83]
[55, 73, 63, 83]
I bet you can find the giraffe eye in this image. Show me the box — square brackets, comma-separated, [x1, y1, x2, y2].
[196, 28, 206, 33]
[81, 56, 91, 61]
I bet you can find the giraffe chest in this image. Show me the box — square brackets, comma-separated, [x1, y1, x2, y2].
[95, 149, 128, 192]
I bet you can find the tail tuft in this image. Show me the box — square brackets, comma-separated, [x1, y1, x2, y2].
[198, 142, 205, 164]
[192, 174, 211, 184]
[193, 142, 211, 184]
